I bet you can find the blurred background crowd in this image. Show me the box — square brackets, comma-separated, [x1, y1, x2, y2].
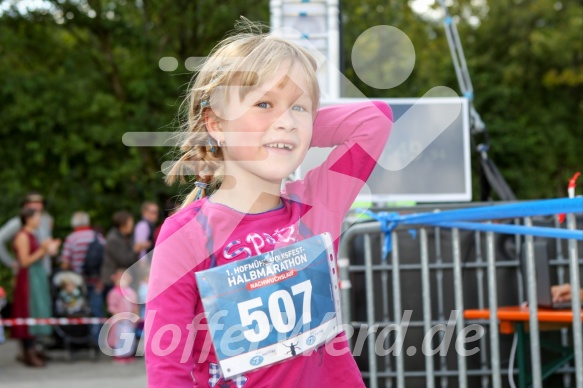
[0, 191, 177, 367]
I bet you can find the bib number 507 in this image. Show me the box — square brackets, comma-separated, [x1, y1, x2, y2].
[237, 280, 313, 342]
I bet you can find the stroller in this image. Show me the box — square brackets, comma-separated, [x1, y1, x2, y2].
[51, 271, 97, 360]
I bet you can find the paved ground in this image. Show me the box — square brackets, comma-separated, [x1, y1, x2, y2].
[0, 340, 147, 387]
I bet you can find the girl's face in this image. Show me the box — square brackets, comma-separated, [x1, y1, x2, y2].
[212, 61, 315, 184]
[120, 272, 132, 288]
[113, 270, 132, 287]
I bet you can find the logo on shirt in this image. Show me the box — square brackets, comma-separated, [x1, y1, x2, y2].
[223, 225, 297, 261]
[249, 356, 264, 366]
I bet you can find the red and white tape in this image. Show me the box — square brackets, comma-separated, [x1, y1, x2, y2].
[0, 317, 137, 327]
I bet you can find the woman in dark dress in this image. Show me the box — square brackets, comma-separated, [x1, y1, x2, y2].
[11, 207, 61, 367]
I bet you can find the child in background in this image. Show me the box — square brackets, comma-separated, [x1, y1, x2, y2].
[107, 268, 138, 364]
[54, 271, 86, 316]
[145, 20, 393, 387]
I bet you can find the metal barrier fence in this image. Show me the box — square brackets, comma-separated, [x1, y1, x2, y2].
[338, 198, 583, 388]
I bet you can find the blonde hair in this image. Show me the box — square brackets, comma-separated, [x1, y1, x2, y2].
[166, 19, 320, 208]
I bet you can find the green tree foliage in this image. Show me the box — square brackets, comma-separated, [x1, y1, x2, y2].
[465, 0, 582, 198]
[341, 0, 456, 98]
[0, 0, 269, 238]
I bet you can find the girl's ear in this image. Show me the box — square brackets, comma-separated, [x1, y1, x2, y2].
[204, 109, 223, 140]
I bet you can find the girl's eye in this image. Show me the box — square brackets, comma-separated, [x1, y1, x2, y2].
[257, 102, 272, 109]
[292, 105, 307, 112]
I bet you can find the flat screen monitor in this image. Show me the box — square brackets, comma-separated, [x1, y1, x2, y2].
[297, 97, 471, 203]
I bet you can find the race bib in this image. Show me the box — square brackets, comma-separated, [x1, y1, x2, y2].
[196, 233, 342, 378]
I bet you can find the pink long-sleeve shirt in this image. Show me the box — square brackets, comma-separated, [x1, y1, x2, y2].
[145, 101, 393, 387]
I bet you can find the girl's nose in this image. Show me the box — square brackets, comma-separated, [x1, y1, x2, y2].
[273, 108, 296, 131]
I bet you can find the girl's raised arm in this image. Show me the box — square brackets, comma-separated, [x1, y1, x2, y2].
[296, 100, 393, 217]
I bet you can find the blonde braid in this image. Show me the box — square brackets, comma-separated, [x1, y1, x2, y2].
[166, 74, 226, 207]
[166, 129, 224, 208]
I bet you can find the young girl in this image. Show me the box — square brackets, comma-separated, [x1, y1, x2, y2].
[107, 268, 138, 363]
[145, 21, 393, 387]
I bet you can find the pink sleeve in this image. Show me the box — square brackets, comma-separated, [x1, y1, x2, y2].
[300, 100, 393, 215]
[145, 218, 200, 387]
